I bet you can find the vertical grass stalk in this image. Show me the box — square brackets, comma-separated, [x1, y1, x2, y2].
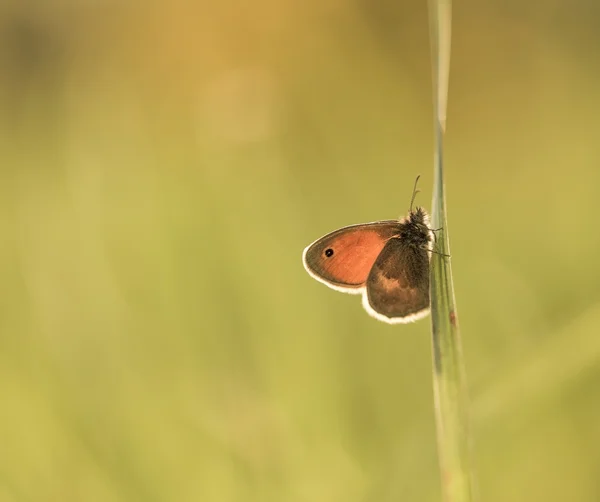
[428, 0, 476, 501]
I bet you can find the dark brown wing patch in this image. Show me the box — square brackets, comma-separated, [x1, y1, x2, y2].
[365, 238, 429, 320]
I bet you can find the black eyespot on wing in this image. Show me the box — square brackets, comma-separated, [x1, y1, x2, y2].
[325, 248, 334, 257]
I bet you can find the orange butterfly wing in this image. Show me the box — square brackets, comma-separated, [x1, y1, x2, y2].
[302, 221, 402, 292]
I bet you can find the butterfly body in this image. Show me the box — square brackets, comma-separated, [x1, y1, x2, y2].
[302, 206, 433, 324]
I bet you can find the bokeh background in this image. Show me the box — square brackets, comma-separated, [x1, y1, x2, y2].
[1, 0, 600, 501]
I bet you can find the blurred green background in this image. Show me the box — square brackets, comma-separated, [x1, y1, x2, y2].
[1, 0, 600, 501]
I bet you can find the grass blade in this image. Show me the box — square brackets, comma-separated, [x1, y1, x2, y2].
[428, 1, 476, 501]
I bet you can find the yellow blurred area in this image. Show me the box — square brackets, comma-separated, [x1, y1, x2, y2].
[1, 0, 600, 500]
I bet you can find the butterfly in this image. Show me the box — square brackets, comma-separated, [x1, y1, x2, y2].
[302, 177, 434, 324]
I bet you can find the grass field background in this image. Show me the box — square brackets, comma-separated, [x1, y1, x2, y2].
[1, 1, 600, 501]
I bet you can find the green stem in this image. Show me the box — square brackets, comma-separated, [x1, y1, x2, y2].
[428, 0, 476, 501]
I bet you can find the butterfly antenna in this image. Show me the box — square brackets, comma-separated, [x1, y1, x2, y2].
[409, 175, 421, 213]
